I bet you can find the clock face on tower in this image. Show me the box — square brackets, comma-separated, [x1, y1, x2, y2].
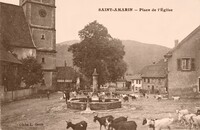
[39, 9, 47, 17]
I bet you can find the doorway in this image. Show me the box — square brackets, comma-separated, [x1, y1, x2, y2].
[152, 85, 155, 93]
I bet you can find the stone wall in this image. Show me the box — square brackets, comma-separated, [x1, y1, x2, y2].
[20, 0, 56, 91]
[32, 28, 55, 50]
[142, 78, 167, 93]
[1, 88, 37, 103]
[168, 87, 200, 99]
[67, 101, 122, 110]
[36, 51, 56, 70]
[42, 71, 53, 89]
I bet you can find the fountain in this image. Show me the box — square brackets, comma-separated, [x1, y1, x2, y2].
[67, 69, 122, 110]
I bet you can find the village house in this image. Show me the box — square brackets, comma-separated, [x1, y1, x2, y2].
[56, 66, 80, 91]
[116, 79, 126, 89]
[126, 74, 142, 92]
[164, 25, 200, 98]
[140, 59, 168, 94]
[131, 74, 142, 92]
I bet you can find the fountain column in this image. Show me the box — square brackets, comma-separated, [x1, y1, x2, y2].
[92, 68, 98, 92]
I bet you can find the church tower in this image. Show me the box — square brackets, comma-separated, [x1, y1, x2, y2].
[19, 0, 56, 89]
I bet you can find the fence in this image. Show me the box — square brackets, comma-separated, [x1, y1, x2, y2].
[1, 88, 37, 103]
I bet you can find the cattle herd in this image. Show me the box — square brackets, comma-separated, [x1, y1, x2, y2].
[65, 109, 200, 130]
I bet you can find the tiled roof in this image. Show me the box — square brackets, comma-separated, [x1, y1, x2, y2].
[126, 74, 142, 81]
[0, 2, 35, 48]
[56, 66, 79, 81]
[165, 25, 200, 57]
[0, 43, 21, 64]
[140, 59, 167, 78]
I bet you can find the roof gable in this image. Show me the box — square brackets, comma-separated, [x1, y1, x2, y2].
[126, 74, 142, 81]
[0, 2, 35, 48]
[165, 25, 200, 57]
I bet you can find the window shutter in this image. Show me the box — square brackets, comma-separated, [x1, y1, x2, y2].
[177, 59, 181, 71]
[191, 58, 195, 71]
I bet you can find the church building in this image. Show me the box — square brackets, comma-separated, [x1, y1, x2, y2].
[0, 0, 56, 90]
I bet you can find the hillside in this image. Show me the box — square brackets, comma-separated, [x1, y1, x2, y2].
[56, 40, 78, 67]
[56, 40, 171, 74]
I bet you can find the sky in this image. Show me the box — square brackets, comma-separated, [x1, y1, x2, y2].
[1, 0, 200, 48]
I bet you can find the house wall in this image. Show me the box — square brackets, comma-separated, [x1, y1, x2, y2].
[142, 77, 167, 94]
[167, 30, 200, 98]
[197, 42, 200, 92]
[131, 79, 142, 92]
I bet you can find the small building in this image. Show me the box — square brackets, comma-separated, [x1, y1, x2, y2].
[56, 66, 80, 91]
[129, 74, 142, 92]
[0, 44, 37, 102]
[116, 79, 126, 89]
[0, 44, 22, 92]
[140, 59, 168, 94]
[164, 25, 200, 98]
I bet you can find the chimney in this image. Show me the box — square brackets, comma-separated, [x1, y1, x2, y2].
[174, 39, 179, 47]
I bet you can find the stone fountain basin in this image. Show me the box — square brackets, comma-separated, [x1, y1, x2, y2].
[67, 98, 121, 110]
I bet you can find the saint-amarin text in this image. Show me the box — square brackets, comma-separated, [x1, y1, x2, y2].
[98, 8, 173, 12]
[98, 8, 133, 12]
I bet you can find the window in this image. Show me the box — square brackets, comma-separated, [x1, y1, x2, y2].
[158, 79, 161, 84]
[152, 85, 154, 91]
[41, 34, 45, 40]
[147, 78, 150, 83]
[182, 58, 191, 70]
[42, 58, 45, 63]
[177, 58, 195, 71]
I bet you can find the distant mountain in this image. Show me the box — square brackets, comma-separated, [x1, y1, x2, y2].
[56, 40, 79, 67]
[56, 40, 171, 74]
[122, 40, 170, 74]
